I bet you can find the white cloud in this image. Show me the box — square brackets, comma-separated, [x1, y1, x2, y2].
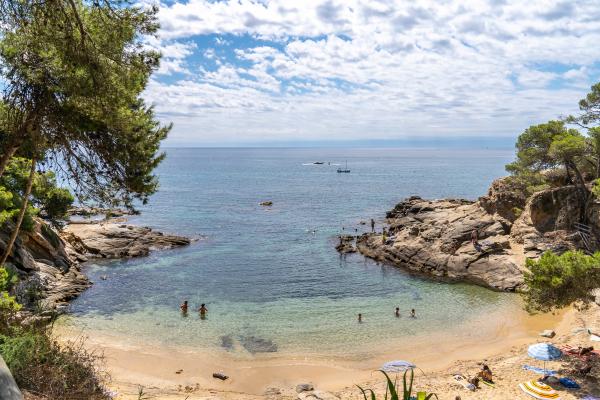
[143, 0, 600, 144]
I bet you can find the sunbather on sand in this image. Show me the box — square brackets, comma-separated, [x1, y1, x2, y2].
[477, 364, 493, 383]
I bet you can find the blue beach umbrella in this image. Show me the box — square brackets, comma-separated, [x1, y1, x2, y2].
[527, 343, 562, 376]
[382, 360, 417, 373]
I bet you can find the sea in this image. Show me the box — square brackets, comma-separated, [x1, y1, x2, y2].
[65, 145, 525, 360]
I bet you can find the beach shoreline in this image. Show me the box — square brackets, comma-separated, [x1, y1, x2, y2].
[55, 301, 578, 399]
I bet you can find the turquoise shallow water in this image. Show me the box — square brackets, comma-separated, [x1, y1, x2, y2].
[66, 147, 521, 358]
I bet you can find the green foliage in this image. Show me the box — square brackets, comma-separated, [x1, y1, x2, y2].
[0, 292, 21, 313]
[0, 0, 170, 210]
[0, 330, 109, 399]
[357, 370, 438, 400]
[0, 157, 73, 228]
[522, 250, 600, 313]
[0, 266, 18, 292]
[567, 82, 600, 127]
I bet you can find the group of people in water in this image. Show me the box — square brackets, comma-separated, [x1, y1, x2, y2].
[358, 308, 416, 323]
[180, 301, 208, 318]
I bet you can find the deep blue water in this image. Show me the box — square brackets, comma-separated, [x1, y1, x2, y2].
[66, 147, 521, 357]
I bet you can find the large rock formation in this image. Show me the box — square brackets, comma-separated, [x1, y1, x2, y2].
[351, 179, 593, 291]
[0, 219, 90, 310]
[62, 222, 190, 259]
[1, 216, 190, 311]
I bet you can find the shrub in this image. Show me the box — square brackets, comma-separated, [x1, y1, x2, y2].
[0, 330, 110, 400]
[523, 250, 600, 312]
[357, 370, 438, 400]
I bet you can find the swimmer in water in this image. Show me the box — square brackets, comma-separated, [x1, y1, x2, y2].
[180, 300, 188, 315]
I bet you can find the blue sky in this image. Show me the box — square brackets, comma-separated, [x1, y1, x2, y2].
[143, 0, 600, 146]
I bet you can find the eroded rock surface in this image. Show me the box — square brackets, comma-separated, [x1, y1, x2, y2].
[62, 223, 190, 259]
[350, 180, 596, 291]
[1, 215, 190, 311]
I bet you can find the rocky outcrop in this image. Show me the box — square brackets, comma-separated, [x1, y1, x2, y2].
[62, 223, 190, 259]
[0, 219, 90, 310]
[335, 235, 356, 253]
[351, 180, 594, 291]
[1, 215, 190, 311]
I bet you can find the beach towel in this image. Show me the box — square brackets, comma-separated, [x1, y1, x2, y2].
[558, 377, 580, 389]
[522, 365, 557, 375]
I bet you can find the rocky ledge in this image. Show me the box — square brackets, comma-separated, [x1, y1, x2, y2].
[62, 222, 190, 260]
[347, 177, 594, 291]
[1, 215, 191, 311]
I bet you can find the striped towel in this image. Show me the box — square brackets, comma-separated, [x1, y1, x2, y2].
[522, 365, 557, 375]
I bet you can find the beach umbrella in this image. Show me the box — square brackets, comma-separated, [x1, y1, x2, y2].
[381, 360, 416, 373]
[528, 343, 562, 376]
[519, 380, 560, 400]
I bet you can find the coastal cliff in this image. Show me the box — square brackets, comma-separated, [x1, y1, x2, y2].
[0, 214, 191, 311]
[351, 177, 596, 291]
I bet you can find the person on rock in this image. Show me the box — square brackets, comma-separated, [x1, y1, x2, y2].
[371, 219, 375, 232]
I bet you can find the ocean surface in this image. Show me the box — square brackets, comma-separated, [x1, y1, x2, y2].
[65, 147, 522, 359]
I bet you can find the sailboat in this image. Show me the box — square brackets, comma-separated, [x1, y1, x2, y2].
[337, 160, 350, 173]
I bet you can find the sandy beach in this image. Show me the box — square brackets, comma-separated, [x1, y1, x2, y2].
[54, 301, 600, 399]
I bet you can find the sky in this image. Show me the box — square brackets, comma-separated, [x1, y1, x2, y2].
[143, 0, 600, 146]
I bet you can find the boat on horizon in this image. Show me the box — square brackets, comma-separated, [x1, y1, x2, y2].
[337, 160, 350, 173]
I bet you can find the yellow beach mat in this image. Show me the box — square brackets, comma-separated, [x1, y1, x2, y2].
[519, 380, 560, 399]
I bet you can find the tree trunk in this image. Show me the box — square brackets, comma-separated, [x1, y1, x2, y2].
[0, 157, 36, 266]
[565, 164, 574, 185]
[0, 146, 19, 179]
[568, 160, 589, 223]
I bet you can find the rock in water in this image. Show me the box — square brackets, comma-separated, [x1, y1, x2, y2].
[335, 235, 356, 254]
[239, 335, 278, 353]
[355, 178, 595, 291]
[260, 201, 273, 206]
[220, 335, 234, 351]
[62, 222, 190, 259]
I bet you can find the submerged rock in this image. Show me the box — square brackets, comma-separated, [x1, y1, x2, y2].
[239, 335, 278, 353]
[220, 335, 234, 351]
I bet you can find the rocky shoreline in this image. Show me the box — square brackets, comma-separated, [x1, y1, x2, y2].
[0, 211, 191, 312]
[339, 177, 595, 291]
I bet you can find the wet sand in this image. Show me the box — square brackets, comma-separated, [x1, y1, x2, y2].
[55, 303, 576, 399]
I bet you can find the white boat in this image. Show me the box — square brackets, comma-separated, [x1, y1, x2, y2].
[337, 160, 350, 173]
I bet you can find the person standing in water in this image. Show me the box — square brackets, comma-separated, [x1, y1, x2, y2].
[395, 307, 400, 317]
[371, 218, 375, 232]
[198, 303, 208, 319]
[410, 309, 416, 318]
[180, 300, 188, 316]
[358, 313, 363, 323]
[199, 303, 208, 315]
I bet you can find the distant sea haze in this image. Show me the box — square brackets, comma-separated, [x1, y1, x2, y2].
[161, 135, 517, 150]
[68, 146, 522, 357]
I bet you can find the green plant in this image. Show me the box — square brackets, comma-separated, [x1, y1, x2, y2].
[523, 250, 600, 312]
[0, 330, 109, 400]
[0, 266, 18, 292]
[357, 370, 438, 400]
